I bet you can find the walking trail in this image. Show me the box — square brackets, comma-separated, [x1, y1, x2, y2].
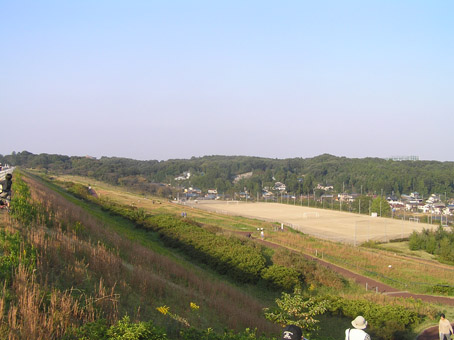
[239, 232, 454, 340]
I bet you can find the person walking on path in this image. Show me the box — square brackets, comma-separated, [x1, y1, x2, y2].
[345, 316, 371, 340]
[439, 313, 453, 340]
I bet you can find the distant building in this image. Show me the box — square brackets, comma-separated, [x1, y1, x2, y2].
[317, 184, 334, 191]
[274, 182, 287, 192]
[338, 193, 360, 202]
[175, 172, 191, 181]
[385, 156, 419, 161]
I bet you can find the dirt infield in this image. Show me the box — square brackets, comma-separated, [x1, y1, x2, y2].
[187, 201, 437, 244]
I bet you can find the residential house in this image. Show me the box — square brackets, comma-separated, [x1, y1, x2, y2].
[175, 172, 191, 181]
[338, 193, 359, 203]
[317, 184, 334, 191]
[274, 182, 287, 192]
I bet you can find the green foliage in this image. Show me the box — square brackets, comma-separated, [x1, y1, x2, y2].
[432, 283, 454, 295]
[9, 175, 38, 225]
[65, 182, 93, 200]
[68, 319, 277, 340]
[64, 319, 109, 340]
[322, 295, 421, 340]
[264, 288, 424, 340]
[5, 151, 454, 199]
[0, 229, 37, 284]
[264, 288, 329, 334]
[407, 227, 454, 263]
[270, 248, 346, 290]
[351, 195, 373, 214]
[370, 197, 391, 217]
[86, 197, 267, 284]
[145, 214, 267, 283]
[64, 317, 167, 340]
[107, 316, 167, 340]
[180, 327, 273, 340]
[261, 265, 301, 291]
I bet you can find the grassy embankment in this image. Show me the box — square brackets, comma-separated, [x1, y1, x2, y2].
[40, 173, 454, 337]
[1, 171, 289, 339]
[53, 174, 454, 297]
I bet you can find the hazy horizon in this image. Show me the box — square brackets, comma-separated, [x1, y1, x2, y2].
[2, 1, 453, 162]
[3, 150, 448, 164]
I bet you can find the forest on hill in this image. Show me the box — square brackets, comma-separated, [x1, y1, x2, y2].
[2, 151, 454, 198]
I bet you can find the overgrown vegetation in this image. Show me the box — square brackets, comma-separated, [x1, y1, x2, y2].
[1, 173, 281, 338]
[0, 172, 446, 339]
[409, 227, 454, 264]
[271, 230, 454, 295]
[62, 180, 346, 292]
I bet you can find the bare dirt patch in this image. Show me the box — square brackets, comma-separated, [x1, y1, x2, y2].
[188, 201, 436, 244]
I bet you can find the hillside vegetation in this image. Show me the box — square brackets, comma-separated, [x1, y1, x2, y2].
[2, 170, 448, 339]
[2, 151, 454, 198]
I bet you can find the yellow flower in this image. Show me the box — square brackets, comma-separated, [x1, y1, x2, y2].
[190, 302, 200, 311]
[156, 305, 170, 315]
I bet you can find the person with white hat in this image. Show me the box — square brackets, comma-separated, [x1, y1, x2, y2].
[345, 316, 371, 340]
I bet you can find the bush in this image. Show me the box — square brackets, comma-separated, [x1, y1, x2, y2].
[107, 316, 167, 340]
[322, 295, 421, 340]
[261, 265, 301, 291]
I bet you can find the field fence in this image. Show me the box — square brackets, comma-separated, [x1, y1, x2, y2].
[178, 201, 433, 245]
[179, 201, 454, 291]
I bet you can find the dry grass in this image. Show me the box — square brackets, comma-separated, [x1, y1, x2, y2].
[48, 174, 454, 293]
[4, 174, 280, 335]
[0, 230, 116, 340]
[270, 231, 454, 290]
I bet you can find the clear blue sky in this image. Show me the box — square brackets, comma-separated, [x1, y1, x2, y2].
[1, 1, 453, 161]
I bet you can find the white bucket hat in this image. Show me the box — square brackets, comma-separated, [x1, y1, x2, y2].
[351, 316, 367, 329]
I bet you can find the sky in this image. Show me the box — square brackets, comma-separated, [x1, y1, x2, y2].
[1, 1, 453, 162]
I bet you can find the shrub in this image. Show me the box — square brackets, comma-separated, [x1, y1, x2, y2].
[322, 295, 421, 340]
[261, 265, 301, 291]
[107, 316, 167, 340]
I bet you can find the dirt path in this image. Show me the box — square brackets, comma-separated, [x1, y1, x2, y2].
[233, 233, 454, 340]
[238, 232, 454, 306]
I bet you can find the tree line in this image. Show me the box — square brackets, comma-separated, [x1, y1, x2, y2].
[2, 151, 454, 198]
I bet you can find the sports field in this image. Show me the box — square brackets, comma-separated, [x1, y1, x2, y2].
[185, 201, 436, 245]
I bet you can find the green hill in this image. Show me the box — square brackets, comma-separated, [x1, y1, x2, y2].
[2, 151, 454, 200]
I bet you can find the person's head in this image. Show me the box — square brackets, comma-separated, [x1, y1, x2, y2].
[441, 313, 445, 319]
[5, 174, 12, 181]
[351, 316, 368, 329]
[281, 325, 302, 340]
